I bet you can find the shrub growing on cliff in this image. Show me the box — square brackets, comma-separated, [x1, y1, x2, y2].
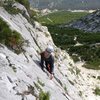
[94, 87, 100, 96]
[2, 0, 21, 15]
[0, 17, 23, 54]
[4, 5, 21, 15]
[39, 91, 50, 100]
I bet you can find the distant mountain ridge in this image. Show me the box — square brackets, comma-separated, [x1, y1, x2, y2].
[29, 0, 100, 10]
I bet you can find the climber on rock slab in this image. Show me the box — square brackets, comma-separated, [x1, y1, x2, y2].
[40, 45, 54, 80]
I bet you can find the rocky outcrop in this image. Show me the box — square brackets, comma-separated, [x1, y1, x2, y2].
[68, 10, 100, 32]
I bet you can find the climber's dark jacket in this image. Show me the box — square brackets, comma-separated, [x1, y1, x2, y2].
[40, 52, 54, 74]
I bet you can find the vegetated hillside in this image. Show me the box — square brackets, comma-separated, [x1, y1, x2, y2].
[29, 0, 100, 10]
[38, 10, 100, 70]
[49, 26, 100, 70]
[0, 0, 100, 100]
[38, 10, 88, 25]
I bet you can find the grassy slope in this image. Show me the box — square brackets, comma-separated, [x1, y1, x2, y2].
[38, 11, 88, 25]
